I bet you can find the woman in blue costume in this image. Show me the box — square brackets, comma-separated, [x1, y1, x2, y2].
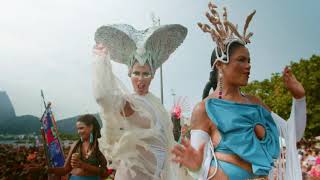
[172, 3, 307, 180]
[30, 114, 109, 179]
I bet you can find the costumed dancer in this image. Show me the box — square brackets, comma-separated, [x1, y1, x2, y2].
[92, 23, 188, 179]
[171, 3, 306, 180]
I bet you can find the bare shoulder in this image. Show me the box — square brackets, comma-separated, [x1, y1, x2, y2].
[190, 101, 212, 130]
[245, 94, 271, 112]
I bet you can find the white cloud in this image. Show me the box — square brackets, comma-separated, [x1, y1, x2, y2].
[1, 0, 319, 119]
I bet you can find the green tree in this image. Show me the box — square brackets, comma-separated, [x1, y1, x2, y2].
[242, 55, 320, 138]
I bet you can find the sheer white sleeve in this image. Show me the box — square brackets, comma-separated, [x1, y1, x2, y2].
[92, 53, 127, 113]
[290, 97, 307, 141]
[269, 97, 306, 180]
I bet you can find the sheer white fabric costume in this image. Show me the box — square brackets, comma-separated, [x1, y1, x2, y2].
[93, 54, 177, 179]
[189, 97, 307, 180]
[92, 24, 187, 180]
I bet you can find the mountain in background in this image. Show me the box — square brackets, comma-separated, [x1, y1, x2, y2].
[0, 115, 40, 134]
[0, 91, 16, 123]
[0, 90, 102, 135]
[0, 113, 101, 135]
[56, 114, 101, 134]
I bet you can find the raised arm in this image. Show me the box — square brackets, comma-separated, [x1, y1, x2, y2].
[272, 67, 306, 141]
[283, 66, 306, 141]
[268, 67, 306, 180]
[92, 43, 133, 116]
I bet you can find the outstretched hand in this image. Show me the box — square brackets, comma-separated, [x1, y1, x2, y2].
[93, 43, 108, 57]
[171, 138, 206, 171]
[282, 66, 305, 99]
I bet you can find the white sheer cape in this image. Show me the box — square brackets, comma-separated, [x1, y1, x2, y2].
[92, 53, 182, 180]
[189, 97, 306, 180]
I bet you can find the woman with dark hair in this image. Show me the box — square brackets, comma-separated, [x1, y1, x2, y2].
[172, 3, 306, 180]
[29, 114, 109, 180]
[202, 42, 245, 100]
[64, 114, 108, 180]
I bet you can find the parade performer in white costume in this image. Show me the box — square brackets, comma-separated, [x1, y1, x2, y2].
[91, 23, 187, 180]
[172, 3, 307, 180]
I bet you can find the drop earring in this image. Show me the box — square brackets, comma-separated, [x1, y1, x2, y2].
[89, 132, 93, 144]
[218, 72, 223, 99]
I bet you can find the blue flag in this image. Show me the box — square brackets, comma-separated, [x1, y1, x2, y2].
[41, 108, 65, 167]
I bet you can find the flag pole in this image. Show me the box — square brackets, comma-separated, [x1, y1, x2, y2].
[160, 66, 164, 104]
[39, 90, 51, 167]
[151, 13, 164, 104]
[40, 90, 65, 168]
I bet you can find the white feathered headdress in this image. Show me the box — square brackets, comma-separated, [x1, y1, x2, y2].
[94, 24, 188, 75]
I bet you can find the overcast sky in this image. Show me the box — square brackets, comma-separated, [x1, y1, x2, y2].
[1, 0, 319, 120]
